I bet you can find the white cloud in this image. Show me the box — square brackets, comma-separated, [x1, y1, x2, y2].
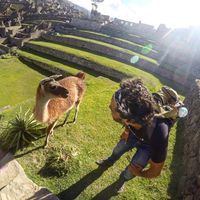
[97, 0, 140, 22]
[69, 0, 200, 28]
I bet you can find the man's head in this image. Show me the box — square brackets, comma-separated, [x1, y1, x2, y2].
[109, 78, 155, 129]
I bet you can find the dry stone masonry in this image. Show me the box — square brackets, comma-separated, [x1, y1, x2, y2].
[0, 150, 59, 200]
[178, 80, 200, 200]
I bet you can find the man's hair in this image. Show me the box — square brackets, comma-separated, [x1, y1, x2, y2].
[116, 78, 155, 124]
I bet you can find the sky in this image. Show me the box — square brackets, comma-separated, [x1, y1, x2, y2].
[69, 0, 200, 28]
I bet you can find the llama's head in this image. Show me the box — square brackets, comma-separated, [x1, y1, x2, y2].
[39, 75, 69, 99]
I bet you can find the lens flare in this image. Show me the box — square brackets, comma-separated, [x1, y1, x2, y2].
[141, 44, 153, 55]
[130, 55, 139, 64]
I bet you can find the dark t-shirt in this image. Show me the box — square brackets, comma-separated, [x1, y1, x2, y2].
[129, 118, 172, 163]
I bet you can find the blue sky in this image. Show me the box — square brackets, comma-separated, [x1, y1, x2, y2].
[70, 0, 200, 28]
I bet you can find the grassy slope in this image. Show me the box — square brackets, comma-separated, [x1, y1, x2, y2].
[0, 57, 44, 108]
[1, 53, 181, 199]
[80, 30, 158, 53]
[26, 41, 185, 95]
[27, 41, 161, 92]
[59, 34, 158, 64]
[80, 30, 143, 46]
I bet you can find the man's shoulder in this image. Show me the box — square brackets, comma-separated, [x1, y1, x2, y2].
[152, 118, 170, 144]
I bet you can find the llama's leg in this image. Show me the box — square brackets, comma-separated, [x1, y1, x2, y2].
[72, 101, 80, 123]
[44, 120, 57, 148]
[61, 110, 71, 126]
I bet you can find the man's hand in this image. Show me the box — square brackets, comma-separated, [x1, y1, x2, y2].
[120, 127, 129, 143]
[128, 160, 164, 179]
[140, 160, 164, 178]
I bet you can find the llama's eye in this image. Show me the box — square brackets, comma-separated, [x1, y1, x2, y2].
[51, 86, 56, 90]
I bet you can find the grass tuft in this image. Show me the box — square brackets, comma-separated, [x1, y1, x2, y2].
[39, 145, 79, 177]
[0, 109, 44, 152]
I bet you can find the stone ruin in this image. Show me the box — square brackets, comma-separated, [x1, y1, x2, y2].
[0, 0, 199, 88]
[0, 0, 88, 53]
[0, 1, 200, 200]
[0, 149, 59, 200]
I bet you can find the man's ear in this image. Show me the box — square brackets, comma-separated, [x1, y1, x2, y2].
[123, 119, 130, 125]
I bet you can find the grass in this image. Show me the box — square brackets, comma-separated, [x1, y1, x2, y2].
[27, 41, 162, 91]
[0, 57, 44, 108]
[17, 50, 80, 75]
[26, 40, 186, 94]
[3, 73, 180, 200]
[59, 34, 158, 64]
[0, 52, 184, 200]
[17, 48, 161, 93]
[80, 29, 158, 53]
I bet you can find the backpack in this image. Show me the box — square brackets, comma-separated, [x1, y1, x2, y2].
[152, 86, 184, 122]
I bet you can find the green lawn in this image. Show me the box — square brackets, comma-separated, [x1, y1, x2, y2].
[17, 49, 162, 92]
[59, 34, 158, 64]
[80, 30, 158, 53]
[0, 57, 44, 108]
[0, 53, 183, 199]
[27, 41, 161, 91]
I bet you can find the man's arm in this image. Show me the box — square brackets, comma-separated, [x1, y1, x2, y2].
[120, 126, 129, 143]
[140, 160, 164, 178]
[128, 160, 164, 179]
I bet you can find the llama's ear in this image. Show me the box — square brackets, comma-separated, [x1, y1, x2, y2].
[49, 74, 63, 80]
[40, 78, 51, 86]
[76, 72, 85, 80]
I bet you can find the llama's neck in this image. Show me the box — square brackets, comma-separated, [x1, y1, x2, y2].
[34, 94, 50, 123]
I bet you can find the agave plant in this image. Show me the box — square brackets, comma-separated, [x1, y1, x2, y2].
[40, 145, 79, 177]
[0, 109, 44, 152]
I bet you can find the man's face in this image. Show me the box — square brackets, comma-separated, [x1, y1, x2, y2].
[109, 94, 142, 129]
[109, 95, 123, 124]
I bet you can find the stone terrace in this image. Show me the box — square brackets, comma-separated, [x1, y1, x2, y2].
[0, 150, 59, 200]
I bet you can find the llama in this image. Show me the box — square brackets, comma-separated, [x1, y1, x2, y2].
[34, 72, 86, 147]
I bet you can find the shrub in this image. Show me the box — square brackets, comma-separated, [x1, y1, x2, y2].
[40, 145, 79, 177]
[0, 109, 44, 152]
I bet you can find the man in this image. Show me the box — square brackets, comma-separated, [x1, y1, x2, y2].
[96, 78, 175, 193]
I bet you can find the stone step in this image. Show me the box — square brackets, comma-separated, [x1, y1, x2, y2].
[0, 153, 20, 190]
[0, 152, 59, 200]
[54, 27, 159, 60]
[23, 41, 158, 76]
[55, 26, 159, 50]
[23, 42, 133, 81]
[41, 33, 158, 66]
[18, 49, 122, 89]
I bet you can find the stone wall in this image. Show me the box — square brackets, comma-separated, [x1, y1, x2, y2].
[24, 14, 70, 22]
[24, 42, 130, 81]
[0, 27, 6, 37]
[54, 27, 159, 60]
[101, 21, 156, 41]
[56, 25, 159, 49]
[178, 79, 200, 200]
[0, 151, 59, 200]
[69, 18, 102, 31]
[24, 41, 190, 87]
[41, 33, 158, 73]
[20, 56, 73, 77]
[0, 44, 10, 53]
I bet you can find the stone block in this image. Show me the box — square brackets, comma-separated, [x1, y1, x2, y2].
[0, 155, 59, 200]
[0, 153, 20, 189]
[0, 27, 7, 37]
[184, 195, 193, 200]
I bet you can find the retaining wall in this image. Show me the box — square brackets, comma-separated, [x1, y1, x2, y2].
[41, 33, 158, 74]
[24, 42, 131, 81]
[53, 27, 159, 60]
[24, 42, 190, 87]
[178, 80, 200, 200]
